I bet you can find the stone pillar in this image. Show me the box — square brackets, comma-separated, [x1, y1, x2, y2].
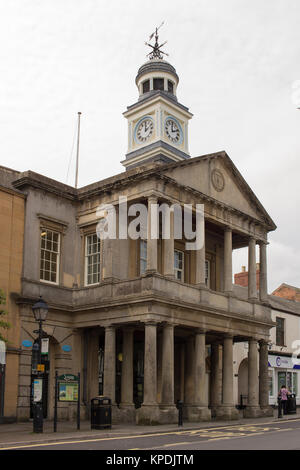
[248, 237, 258, 300]
[194, 330, 211, 420]
[244, 339, 261, 417]
[147, 196, 158, 273]
[195, 219, 206, 286]
[119, 328, 135, 421]
[103, 326, 116, 404]
[184, 336, 195, 407]
[161, 324, 174, 405]
[136, 321, 160, 424]
[160, 323, 177, 423]
[216, 335, 239, 420]
[180, 343, 185, 401]
[259, 242, 268, 302]
[163, 208, 174, 278]
[224, 228, 233, 293]
[259, 340, 273, 416]
[210, 342, 221, 417]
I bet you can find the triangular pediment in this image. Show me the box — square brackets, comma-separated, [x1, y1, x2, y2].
[159, 151, 276, 230]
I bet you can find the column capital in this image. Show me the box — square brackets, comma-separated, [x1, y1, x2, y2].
[144, 320, 158, 327]
[258, 339, 269, 347]
[224, 225, 232, 233]
[195, 328, 207, 335]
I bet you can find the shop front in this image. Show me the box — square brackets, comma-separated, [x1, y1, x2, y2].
[268, 355, 299, 406]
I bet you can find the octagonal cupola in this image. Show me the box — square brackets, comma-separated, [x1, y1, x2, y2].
[135, 59, 179, 102]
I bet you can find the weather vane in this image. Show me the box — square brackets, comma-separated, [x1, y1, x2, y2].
[145, 21, 169, 60]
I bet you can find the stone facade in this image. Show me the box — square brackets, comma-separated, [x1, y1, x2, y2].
[1, 56, 278, 424]
[0, 166, 25, 421]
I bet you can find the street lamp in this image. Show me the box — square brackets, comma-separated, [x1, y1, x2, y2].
[32, 297, 48, 433]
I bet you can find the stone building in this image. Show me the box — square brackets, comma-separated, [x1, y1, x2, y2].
[8, 54, 277, 424]
[0, 166, 25, 422]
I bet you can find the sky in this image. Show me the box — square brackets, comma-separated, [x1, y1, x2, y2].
[0, 0, 300, 293]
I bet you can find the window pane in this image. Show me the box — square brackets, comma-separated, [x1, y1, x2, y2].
[40, 229, 60, 283]
[142, 80, 150, 93]
[85, 234, 101, 285]
[153, 78, 164, 90]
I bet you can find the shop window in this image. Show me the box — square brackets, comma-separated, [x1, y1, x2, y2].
[268, 370, 274, 397]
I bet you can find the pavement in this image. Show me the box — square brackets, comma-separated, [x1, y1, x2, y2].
[0, 408, 299, 448]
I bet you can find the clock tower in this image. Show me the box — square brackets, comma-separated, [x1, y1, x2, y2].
[121, 29, 193, 170]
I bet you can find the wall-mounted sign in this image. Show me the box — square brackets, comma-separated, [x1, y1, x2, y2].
[22, 340, 33, 348]
[62, 345, 72, 352]
[41, 338, 49, 355]
[58, 374, 79, 402]
[33, 378, 43, 402]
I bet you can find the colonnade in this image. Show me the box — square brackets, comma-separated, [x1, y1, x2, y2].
[101, 323, 271, 423]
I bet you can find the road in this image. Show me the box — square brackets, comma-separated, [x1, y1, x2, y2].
[1, 418, 300, 451]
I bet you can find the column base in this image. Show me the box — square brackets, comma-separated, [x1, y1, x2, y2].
[260, 406, 274, 417]
[184, 405, 211, 422]
[243, 405, 264, 418]
[136, 404, 161, 425]
[115, 404, 136, 423]
[158, 405, 178, 424]
[215, 405, 239, 420]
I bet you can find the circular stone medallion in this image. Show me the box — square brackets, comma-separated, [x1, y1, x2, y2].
[211, 169, 225, 192]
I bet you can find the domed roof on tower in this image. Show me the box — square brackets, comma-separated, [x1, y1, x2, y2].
[135, 24, 179, 102]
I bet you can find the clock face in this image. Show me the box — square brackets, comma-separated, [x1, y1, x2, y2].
[136, 118, 154, 143]
[165, 117, 181, 143]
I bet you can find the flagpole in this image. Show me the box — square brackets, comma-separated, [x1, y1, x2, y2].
[75, 112, 81, 189]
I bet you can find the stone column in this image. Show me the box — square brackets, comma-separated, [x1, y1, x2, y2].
[210, 342, 221, 417]
[137, 321, 160, 424]
[248, 237, 258, 300]
[259, 242, 268, 302]
[224, 228, 233, 293]
[244, 339, 261, 417]
[147, 196, 158, 273]
[120, 328, 135, 421]
[160, 323, 177, 423]
[163, 208, 174, 278]
[216, 335, 238, 420]
[259, 340, 273, 416]
[194, 330, 211, 420]
[184, 336, 195, 407]
[103, 326, 116, 404]
[161, 324, 174, 404]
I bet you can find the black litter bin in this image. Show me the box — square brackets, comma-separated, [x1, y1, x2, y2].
[287, 393, 297, 414]
[91, 396, 112, 429]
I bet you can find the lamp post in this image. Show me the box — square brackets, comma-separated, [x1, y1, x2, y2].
[32, 297, 48, 433]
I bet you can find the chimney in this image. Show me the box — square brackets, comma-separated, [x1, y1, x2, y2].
[234, 264, 260, 290]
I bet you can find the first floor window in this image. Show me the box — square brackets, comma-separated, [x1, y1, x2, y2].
[85, 234, 101, 285]
[40, 229, 60, 284]
[276, 317, 285, 346]
[205, 260, 210, 288]
[140, 240, 147, 275]
[174, 249, 184, 281]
